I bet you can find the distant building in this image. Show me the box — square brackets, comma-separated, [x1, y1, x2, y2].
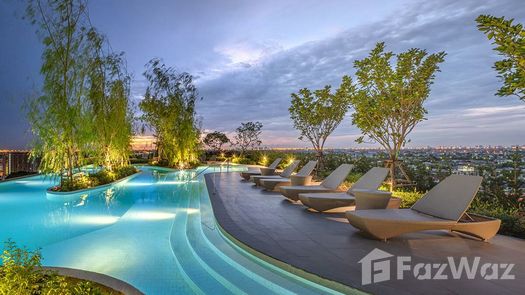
[0, 150, 37, 179]
[456, 165, 477, 175]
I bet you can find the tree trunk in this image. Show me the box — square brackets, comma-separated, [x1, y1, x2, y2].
[317, 149, 324, 172]
[67, 146, 74, 184]
[389, 154, 397, 192]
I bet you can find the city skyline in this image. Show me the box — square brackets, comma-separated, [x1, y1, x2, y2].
[1, 0, 525, 149]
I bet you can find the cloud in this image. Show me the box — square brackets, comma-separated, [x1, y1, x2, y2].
[195, 0, 525, 147]
[2, 0, 524, 149]
[463, 105, 525, 117]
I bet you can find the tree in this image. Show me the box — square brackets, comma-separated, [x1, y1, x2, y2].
[477, 15, 525, 100]
[26, 0, 94, 185]
[203, 131, 230, 152]
[501, 148, 524, 209]
[234, 121, 263, 156]
[87, 31, 133, 170]
[349, 42, 446, 190]
[289, 76, 354, 169]
[139, 59, 201, 168]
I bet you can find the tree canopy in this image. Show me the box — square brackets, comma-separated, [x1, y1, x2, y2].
[234, 121, 263, 156]
[87, 32, 133, 170]
[139, 59, 201, 168]
[349, 42, 445, 188]
[203, 131, 230, 152]
[289, 76, 354, 167]
[477, 15, 525, 101]
[26, 0, 133, 184]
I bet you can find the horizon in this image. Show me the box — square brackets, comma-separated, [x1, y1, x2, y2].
[130, 135, 525, 152]
[1, 0, 525, 149]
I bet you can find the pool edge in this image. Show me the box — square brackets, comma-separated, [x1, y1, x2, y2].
[204, 173, 366, 295]
[43, 266, 145, 295]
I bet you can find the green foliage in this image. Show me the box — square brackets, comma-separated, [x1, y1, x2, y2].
[0, 240, 106, 294]
[26, 0, 94, 184]
[203, 131, 230, 152]
[403, 160, 436, 192]
[477, 152, 524, 211]
[233, 122, 263, 156]
[477, 15, 525, 100]
[392, 190, 424, 208]
[349, 42, 445, 189]
[470, 203, 525, 239]
[57, 166, 137, 192]
[25, 0, 133, 184]
[139, 59, 201, 168]
[87, 31, 134, 170]
[289, 77, 354, 168]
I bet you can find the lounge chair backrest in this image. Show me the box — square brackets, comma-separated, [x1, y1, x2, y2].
[320, 164, 354, 190]
[281, 160, 301, 178]
[268, 158, 282, 169]
[296, 160, 318, 177]
[348, 167, 389, 194]
[411, 174, 483, 221]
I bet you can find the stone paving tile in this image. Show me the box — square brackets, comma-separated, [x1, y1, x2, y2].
[205, 172, 525, 295]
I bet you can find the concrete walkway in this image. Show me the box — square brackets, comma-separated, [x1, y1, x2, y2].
[205, 172, 525, 295]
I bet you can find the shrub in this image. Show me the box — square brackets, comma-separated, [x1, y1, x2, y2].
[56, 166, 138, 192]
[0, 240, 107, 294]
[129, 158, 149, 164]
[113, 166, 138, 179]
[470, 201, 525, 239]
[392, 190, 424, 208]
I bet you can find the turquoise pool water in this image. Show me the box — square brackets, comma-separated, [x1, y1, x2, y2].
[0, 166, 341, 294]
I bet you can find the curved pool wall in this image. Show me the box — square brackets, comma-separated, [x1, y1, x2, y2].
[0, 165, 344, 294]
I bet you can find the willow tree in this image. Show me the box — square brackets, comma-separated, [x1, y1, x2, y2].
[477, 15, 525, 101]
[349, 42, 446, 190]
[87, 31, 133, 170]
[26, 0, 93, 184]
[139, 59, 201, 168]
[289, 77, 354, 169]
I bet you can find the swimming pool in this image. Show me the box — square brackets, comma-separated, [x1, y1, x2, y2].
[0, 165, 342, 294]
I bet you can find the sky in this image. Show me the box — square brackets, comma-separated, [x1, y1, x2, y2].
[1, 0, 524, 149]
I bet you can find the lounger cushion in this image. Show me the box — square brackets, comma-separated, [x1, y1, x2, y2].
[280, 185, 338, 201]
[296, 160, 318, 177]
[411, 175, 483, 221]
[268, 158, 282, 169]
[250, 175, 286, 185]
[280, 160, 301, 178]
[347, 209, 454, 224]
[347, 167, 388, 194]
[346, 209, 457, 240]
[260, 177, 291, 184]
[299, 192, 353, 212]
[320, 164, 354, 190]
[259, 177, 293, 190]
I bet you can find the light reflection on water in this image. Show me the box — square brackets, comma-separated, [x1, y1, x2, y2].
[1, 165, 342, 295]
[0, 166, 196, 250]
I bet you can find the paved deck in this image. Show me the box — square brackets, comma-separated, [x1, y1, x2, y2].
[205, 172, 525, 295]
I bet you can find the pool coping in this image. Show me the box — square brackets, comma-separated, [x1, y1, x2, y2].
[46, 171, 141, 195]
[215, 221, 363, 294]
[0, 173, 39, 182]
[205, 173, 362, 294]
[44, 266, 144, 294]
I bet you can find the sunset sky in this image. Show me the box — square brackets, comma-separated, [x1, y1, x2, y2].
[1, 0, 524, 149]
